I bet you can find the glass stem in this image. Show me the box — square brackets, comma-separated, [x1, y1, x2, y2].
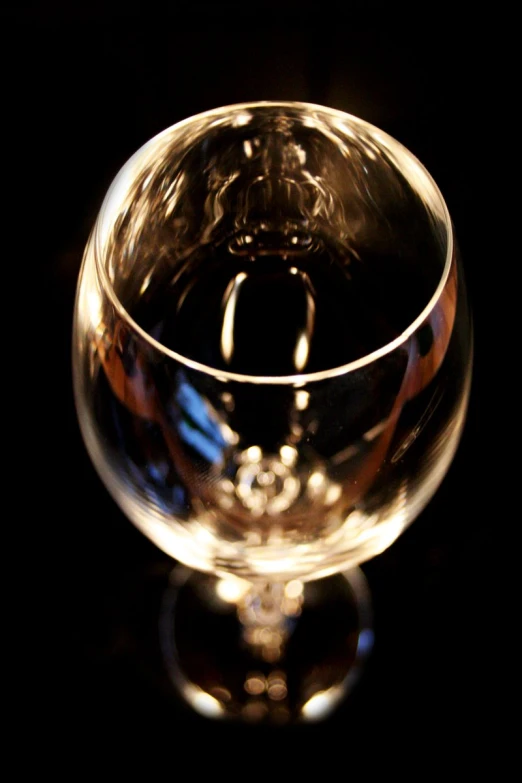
[237, 579, 304, 662]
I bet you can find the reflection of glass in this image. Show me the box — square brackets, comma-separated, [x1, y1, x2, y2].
[73, 102, 472, 718]
[160, 565, 373, 722]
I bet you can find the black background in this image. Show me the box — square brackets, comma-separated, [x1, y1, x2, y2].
[6, 3, 508, 768]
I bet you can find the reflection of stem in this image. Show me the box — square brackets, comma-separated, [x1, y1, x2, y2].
[237, 580, 304, 662]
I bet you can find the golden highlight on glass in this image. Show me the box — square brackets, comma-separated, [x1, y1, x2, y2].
[73, 102, 472, 718]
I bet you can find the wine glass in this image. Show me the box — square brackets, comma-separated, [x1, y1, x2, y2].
[73, 101, 472, 721]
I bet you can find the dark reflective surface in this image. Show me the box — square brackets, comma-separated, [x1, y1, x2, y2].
[13, 6, 503, 766]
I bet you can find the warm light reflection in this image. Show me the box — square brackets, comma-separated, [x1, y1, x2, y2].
[163, 171, 186, 218]
[267, 671, 287, 701]
[334, 120, 356, 140]
[308, 471, 325, 490]
[360, 143, 377, 161]
[302, 115, 319, 129]
[232, 111, 252, 127]
[220, 391, 234, 410]
[331, 444, 359, 465]
[324, 483, 342, 505]
[87, 290, 103, 326]
[257, 470, 275, 487]
[244, 673, 266, 695]
[295, 390, 309, 410]
[363, 419, 388, 442]
[294, 278, 316, 371]
[220, 422, 239, 445]
[141, 171, 154, 191]
[182, 683, 224, 718]
[139, 269, 154, 295]
[279, 445, 297, 466]
[295, 144, 306, 165]
[284, 579, 304, 599]
[294, 332, 309, 372]
[245, 445, 262, 463]
[301, 685, 344, 721]
[234, 447, 301, 515]
[215, 575, 251, 603]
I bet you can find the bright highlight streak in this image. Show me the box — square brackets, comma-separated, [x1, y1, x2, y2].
[221, 272, 247, 364]
[87, 290, 103, 325]
[295, 390, 309, 410]
[301, 686, 343, 721]
[293, 276, 315, 371]
[183, 684, 224, 718]
[139, 269, 154, 295]
[294, 332, 310, 372]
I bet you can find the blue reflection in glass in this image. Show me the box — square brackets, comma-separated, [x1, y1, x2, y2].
[175, 375, 228, 464]
[178, 420, 224, 464]
[357, 628, 374, 656]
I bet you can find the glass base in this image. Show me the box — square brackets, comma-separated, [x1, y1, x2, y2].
[160, 567, 373, 723]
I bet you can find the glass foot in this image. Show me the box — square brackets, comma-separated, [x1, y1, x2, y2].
[160, 567, 373, 723]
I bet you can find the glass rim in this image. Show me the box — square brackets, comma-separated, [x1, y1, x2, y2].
[93, 100, 454, 386]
